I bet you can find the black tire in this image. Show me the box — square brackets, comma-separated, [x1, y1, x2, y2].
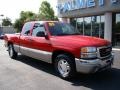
[8, 44, 18, 59]
[54, 54, 76, 79]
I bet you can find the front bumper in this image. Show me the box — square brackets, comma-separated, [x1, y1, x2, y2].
[75, 55, 114, 74]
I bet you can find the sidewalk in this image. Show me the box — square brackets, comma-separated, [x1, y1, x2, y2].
[112, 46, 120, 69]
[113, 45, 120, 51]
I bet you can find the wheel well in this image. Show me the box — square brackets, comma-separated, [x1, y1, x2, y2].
[52, 50, 75, 64]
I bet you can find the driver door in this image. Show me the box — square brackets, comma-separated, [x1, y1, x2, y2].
[30, 23, 53, 63]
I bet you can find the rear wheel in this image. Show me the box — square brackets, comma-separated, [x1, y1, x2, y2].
[54, 54, 76, 79]
[8, 44, 17, 59]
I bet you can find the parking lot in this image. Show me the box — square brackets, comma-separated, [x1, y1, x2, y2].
[0, 40, 120, 90]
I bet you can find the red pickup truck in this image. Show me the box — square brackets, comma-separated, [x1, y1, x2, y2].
[4, 21, 114, 79]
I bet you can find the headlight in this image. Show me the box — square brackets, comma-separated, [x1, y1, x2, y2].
[81, 47, 97, 59]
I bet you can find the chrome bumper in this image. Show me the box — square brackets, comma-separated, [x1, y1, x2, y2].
[75, 55, 114, 74]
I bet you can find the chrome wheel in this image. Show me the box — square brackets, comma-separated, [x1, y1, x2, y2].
[58, 59, 70, 77]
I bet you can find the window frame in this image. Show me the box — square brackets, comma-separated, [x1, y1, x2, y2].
[21, 22, 33, 36]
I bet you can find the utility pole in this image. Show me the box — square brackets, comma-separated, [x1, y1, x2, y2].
[0, 14, 4, 35]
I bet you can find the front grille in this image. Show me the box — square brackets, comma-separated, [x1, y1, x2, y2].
[98, 45, 112, 58]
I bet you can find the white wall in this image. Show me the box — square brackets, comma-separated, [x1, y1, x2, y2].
[104, 12, 112, 42]
[1, 26, 16, 34]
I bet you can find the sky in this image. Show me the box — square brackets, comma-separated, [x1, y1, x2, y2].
[0, 0, 57, 23]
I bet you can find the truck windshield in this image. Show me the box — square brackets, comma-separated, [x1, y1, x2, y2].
[48, 22, 80, 36]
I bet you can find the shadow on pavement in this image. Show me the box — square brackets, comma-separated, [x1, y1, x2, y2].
[16, 55, 56, 75]
[70, 69, 120, 90]
[15, 55, 120, 90]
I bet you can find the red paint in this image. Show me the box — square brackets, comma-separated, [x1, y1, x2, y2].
[4, 21, 110, 58]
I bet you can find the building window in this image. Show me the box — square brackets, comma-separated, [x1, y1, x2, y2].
[100, 15, 104, 38]
[116, 14, 120, 33]
[114, 13, 120, 45]
[92, 16, 100, 37]
[70, 18, 77, 29]
[70, 15, 105, 38]
[84, 17, 91, 36]
[76, 18, 84, 34]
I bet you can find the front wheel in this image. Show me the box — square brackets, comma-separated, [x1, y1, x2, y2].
[54, 54, 76, 79]
[8, 44, 17, 59]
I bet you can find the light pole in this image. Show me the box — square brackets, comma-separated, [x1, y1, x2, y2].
[0, 14, 4, 35]
[0, 14, 4, 26]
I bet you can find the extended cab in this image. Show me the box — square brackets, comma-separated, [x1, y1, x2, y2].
[4, 21, 114, 79]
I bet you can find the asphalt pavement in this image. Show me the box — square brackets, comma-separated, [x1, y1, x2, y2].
[0, 40, 120, 90]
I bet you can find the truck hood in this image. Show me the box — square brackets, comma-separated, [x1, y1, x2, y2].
[51, 35, 110, 48]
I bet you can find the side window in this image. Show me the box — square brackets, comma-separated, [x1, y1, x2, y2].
[32, 23, 46, 37]
[22, 23, 32, 35]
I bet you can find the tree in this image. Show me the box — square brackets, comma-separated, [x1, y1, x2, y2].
[14, 11, 37, 32]
[14, 1, 58, 32]
[54, 16, 59, 21]
[14, 19, 23, 32]
[20, 11, 38, 22]
[2, 17, 12, 26]
[39, 1, 56, 20]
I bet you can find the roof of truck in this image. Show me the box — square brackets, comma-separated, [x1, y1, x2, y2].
[25, 21, 59, 24]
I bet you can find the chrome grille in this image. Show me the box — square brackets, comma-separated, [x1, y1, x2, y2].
[98, 45, 112, 58]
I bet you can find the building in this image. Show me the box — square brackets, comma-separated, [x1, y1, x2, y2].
[57, 0, 120, 46]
